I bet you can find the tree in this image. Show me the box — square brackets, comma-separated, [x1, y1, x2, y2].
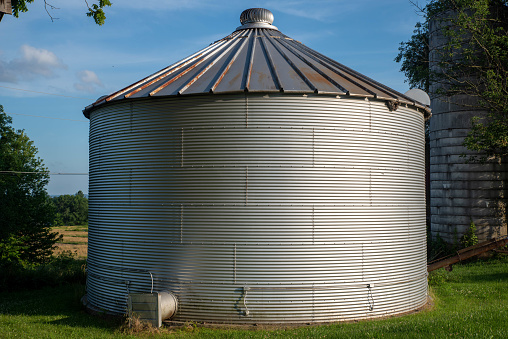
[0, 105, 60, 265]
[52, 191, 88, 226]
[394, 21, 430, 92]
[11, 0, 112, 25]
[395, 0, 508, 162]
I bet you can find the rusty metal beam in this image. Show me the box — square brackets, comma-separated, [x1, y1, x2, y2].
[427, 237, 508, 272]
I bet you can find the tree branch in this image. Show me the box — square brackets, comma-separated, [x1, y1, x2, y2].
[43, 0, 59, 22]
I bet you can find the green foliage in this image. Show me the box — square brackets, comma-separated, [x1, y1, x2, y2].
[52, 191, 88, 226]
[11, 0, 112, 25]
[428, 268, 449, 286]
[461, 220, 479, 248]
[428, 222, 480, 267]
[0, 234, 28, 266]
[10, 0, 34, 17]
[396, 0, 508, 161]
[85, 0, 112, 26]
[394, 21, 430, 92]
[0, 105, 60, 266]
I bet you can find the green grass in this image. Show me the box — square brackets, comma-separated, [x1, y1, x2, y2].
[0, 284, 127, 339]
[1, 256, 507, 338]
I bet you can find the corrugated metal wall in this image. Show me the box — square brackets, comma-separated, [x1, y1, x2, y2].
[86, 94, 427, 323]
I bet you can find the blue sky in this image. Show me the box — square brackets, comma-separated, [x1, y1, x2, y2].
[0, 0, 424, 195]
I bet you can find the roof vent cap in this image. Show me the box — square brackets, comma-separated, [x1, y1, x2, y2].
[236, 8, 278, 31]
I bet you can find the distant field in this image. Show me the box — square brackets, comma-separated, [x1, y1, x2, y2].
[53, 225, 88, 258]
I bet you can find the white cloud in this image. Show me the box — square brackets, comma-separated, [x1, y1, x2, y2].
[0, 45, 67, 83]
[74, 70, 104, 93]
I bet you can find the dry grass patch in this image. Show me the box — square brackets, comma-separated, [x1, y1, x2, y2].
[52, 225, 88, 259]
[53, 243, 88, 258]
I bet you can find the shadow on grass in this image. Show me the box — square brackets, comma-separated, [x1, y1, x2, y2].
[455, 272, 508, 283]
[0, 283, 123, 331]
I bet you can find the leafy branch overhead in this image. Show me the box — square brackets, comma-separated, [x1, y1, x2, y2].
[394, 21, 430, 92]
[396, 0, 508, 162]
[11, 0, 112, 25]
[85, 0, 111, 26]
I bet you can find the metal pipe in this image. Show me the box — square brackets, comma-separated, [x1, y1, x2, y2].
[427, 237, 508, 272]
[160, 292, 178, 321]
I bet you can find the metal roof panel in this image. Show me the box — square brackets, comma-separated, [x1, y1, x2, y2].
[83, 9, 430, 117]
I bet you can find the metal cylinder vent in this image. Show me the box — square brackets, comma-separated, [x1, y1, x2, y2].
[237, 8, 277, 30]
[240, 8, 274, 25]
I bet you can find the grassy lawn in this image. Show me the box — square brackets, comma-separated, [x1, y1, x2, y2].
[1, 255, 507, 338]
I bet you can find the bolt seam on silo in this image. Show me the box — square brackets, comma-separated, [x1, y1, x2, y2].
[245, 95, 248, 127]
[180, 128, 184, 168]
[180, 204, 183, 244]
[361, 243, 364, 283]
[312, 128, 315, 166]
[312, 205, 315, 245]
[129, 102, 133, 132]
[234, 244, 237, 284]
[245, 166, 249, 206]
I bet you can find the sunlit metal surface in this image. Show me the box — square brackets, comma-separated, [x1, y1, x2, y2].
[83, 10, 429, 117]
[86, 93, 427, 323]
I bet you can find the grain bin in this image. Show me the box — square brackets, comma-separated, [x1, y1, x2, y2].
[83, 8, 430, 324]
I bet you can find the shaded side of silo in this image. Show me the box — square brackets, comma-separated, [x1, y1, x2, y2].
[428, 12, 508, 243]
[86, 93, 428, 324]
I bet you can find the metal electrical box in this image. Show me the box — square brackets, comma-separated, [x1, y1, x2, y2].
[128, 292, 178, 328]
[128, 293, 161, 327]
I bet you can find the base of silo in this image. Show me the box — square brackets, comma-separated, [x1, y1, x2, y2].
[81, 294, 124, 319]
[161, 294, 434, 329]
[81, 291, 433, 328]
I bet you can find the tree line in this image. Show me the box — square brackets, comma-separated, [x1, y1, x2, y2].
[0, 105, 87, 268]
[51, 191, 88, 227]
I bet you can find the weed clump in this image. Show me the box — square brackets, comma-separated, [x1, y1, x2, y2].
[461, 221, 479, 248]
[120, 315, 160, 335]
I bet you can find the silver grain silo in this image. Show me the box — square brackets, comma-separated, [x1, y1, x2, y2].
[429, 12, 508, 243]
[83, 8, 430, 324]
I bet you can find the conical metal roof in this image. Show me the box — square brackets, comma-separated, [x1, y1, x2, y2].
[84, 8, 430, 116]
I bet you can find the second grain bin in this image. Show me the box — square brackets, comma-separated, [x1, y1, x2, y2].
[83, 8, 430, 324]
